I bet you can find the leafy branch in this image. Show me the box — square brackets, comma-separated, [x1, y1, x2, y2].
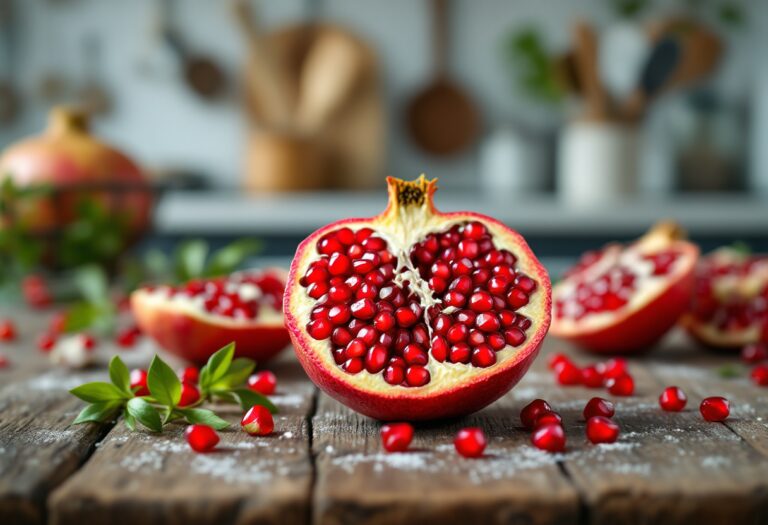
[70, 343, 276, 432]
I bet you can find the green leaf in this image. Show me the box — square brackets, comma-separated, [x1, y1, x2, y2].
[214, 358, 255, 389]
[717, 364, 742, 379]
[126, 397, 163, 432]
[205, 239, 262, 277]
[181, 408, 230, 430]
[229, 387, 278, 413]
[143, 248, 170, 281]
[70, 382, 129, 403]
[200, 342, 236, 392]
[147, 355, 182, 407]
[174, 240, 209, 282]
[123, 408, 136, 431]
[62, 302, 104, 332]
[109, 356, 131, 395]
[73, 265, 110, 305]
[72, 401, 120, 425]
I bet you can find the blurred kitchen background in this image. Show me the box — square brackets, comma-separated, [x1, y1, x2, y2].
[0, 0, 766, 275]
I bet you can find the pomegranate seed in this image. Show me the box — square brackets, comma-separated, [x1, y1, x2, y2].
[350, 298, 375, 319]
[475, 312, 500, 332]
[365, 344, 389, 373]
[345, 339, 366, 358]
[328, 305, 352, 325]
[503, 327, 526, 347]
[394, 306, 418, 327]
[307, 281, 328, 299]
[331, 327, 353, 346]
[659, 386, 687, 411]
[548, 353, 570, 370]
[487, 276, 510, 295]
[405, 365, 430, 386]
[444, 291, 466, 308]
[515, 275, 537, 293]
[432, 314, 451, 334]
[328, 253, 351, 276]
[751, 364, 768, 386]
[374, 311, 395, 332]
[403, 344, 428, 366]
[355, 227, 374, 242]
[700, 396, 730, 422]
[116, 326, 139, 348]
[454, 427, 487, 458]
[344, 357, 364, 373]
[318, 236, 343, 254]
[241, 405, 275, 435]
[586, 416, 620, 444]
[498, 310, 516, 327]
[179, 382, 201, 407]
[534, 410, 563, 428]
[307, 318, 332, 340]
[451, 258, 474, 276]
[185, 424, 220, 452]
[328, 284, 352, 302]
[603, 358, 627, 379]
[130, 369, 150, 396]
[471, 344, 496, 367]
[0, 320, 16, 341]
[606, 373, 634, 396]
[447, 323, 468, 343]
[357, 326, 378, 346]
[449, 275, 472, 294]
[335, 227, 355, 245]
[487, 333, 506, 350]
[383, 365, 405, 385]
[555, 361, 582, 386]
[80, 334, 96, 350]
[381, 422, 414, 452]
[304, 266, 328, 285]
[520, 399, 552, 429]
[458, 239, 479, 259]
[248, 371, 277, 395]
[468, 291, 493, 312]
[506, 288, 529, 309]
[468, 329, 485, 346]
[581, 365, 605, 388]
[430, 335, 449, 361]
[742, 343, 768, 364]
[532, 423, 566, 452]
[463, 222, 487, 240]
[179, 366, 199, 384]
[583, 397, 615, 419]
[455, 310, 476, 325]
[37, 333, 56, 352]
[449, 343, 471, 363]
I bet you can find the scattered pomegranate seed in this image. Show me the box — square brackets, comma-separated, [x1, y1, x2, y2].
[37, 333, 56, 352]
[742, 343, 768, 364]
[116, 326, 140, 348]
[603, 358, 627, 379]
[548, 353, 570, 370]
[185, 424, 220, 452]
[130, 369, 150, 396]
[248, 371, 278, 395]
[586, 416, 620, 444]
[606, 373, 634, 396]
[531, 423, 566, 452]
[454, 427, 487, 458]
[581, 365, 605, 388]
[555, 360, 582, 385]
[178, 382, 200, 407]
[659, 386, 687, 411]
[241, 405, 274, 435]
[700, 396, 730, 422]
[381, 422, 414, 452]
[0, 320, 16, 341]
[80, 334, 97, 350]
[22, 275, 52, 309]
[520, 399, 552, 429]
[179, 366, 199, 384]
[533, 410, 563, 428]
[583, 397, 615, 419]
[750, 365, 768, 387]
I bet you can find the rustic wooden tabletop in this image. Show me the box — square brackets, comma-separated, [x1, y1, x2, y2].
[1, 308, 767, 525]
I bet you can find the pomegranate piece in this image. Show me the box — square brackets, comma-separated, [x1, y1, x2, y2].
[531, 423, 566, 452]
[454, 427, 487, 458]
[700, 396, 730, 422]
[248, 371, 278, 395]
[741, 343, 768, 364]
[131, 269, 291, 365]
[659, 386, 687, 411]
[583, 397, 615, 419]
[179, 366, 199, 384]
[520, 399, 552, 429]
[552, 223, 699, 353]
[683, 248, 768, 349]
[241, 405, 275, 436]
[750, 365, 768, 387]
[185, 424, 220, 452]
[0, 320, 16, 341]
[179, 382, 200, 407]
[606, 373, 634, 396]
[284, 177, 551, 420]
[381, 422, 414, 452]
[586, 416, 620, 444]
[130, 369, 150, 396]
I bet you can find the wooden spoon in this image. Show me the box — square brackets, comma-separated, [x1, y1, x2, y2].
[572, 21, 610, 120]
[405, 0, 479, 156]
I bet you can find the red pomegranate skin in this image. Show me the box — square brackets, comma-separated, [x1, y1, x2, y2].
[284, 177, 551, 421]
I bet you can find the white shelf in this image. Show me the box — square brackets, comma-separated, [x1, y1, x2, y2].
[154, 191, 768, 236]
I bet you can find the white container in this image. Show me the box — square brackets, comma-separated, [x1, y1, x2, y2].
[479, 126, 546, 195]
[557, 121, 639, 207]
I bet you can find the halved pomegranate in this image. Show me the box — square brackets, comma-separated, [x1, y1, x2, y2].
[131, 269, 290, 364]
[551, 222, 698, 354]
[682, 248, 768, 349]
[283, 176, 551, 420]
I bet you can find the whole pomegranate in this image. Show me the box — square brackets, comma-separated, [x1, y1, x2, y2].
[682, 248, 768, 349]
[283, 176, 551, 420]
[0, 107, 152, 242]
[551, 222, 698, 353]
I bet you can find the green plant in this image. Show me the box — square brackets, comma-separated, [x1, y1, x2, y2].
[502, 28, 563, 105]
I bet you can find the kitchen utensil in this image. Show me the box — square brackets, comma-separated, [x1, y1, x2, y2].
[572, 21, 610, 120]
[77, 34, 112, 115]
[0, 0, 20, 125]
[622, 35, 681, 121]
[599, 22, 649, 103]
[405, 0, 479, 156]
[554, 51, 582, 96]
[663, 22, 722, 93]
[244, 132, 327, 191]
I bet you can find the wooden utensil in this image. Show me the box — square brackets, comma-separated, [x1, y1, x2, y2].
[661, 21, 723, 93]
[405, 0, 479, 156]
[554, 51, 582, 96]
[621, 35, 681, 121]
[572, 21, 610, 120]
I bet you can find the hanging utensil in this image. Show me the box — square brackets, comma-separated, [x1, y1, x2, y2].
[572, 21, 610, 120]
[405, 0, 479, 156]
[621, 34, 681, 121]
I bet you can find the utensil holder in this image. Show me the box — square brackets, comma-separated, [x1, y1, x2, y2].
[244, 132, 328, 192]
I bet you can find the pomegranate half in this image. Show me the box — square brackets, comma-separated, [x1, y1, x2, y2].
[284, 176, 551, 420]
[682, 248, 768, 349]
[551, 222, 698, 354]
[132, 269, 290, 365]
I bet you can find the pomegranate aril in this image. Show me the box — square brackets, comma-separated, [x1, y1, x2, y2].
[242, 405, 275, 435]
[520, 399, 552, 429]
[345, 339, 367, 358]
[603, 358, 627, 379]
[429, 276, 447, 293]
[381, 422, 414, 452]
[351, 298, 376, 319]
[403, 344, 428, 366]
[659, 386, 687, 411]
[366, 345, 389, 373]
[343, 357, 364, 374]
[583, 397, 615, 419]
[179, 382, 201, 407]
[355, 227, 374, 242]
[432, 314, 451, 334]
[472, 268, 490, 286]
[463, 221, 487, 240]
[532, 423, 566, 452]
[487, 333, 506, 350]
[331, 327, 353, 346]
[357, 326, 378, 345]
[548, 353, 570, 370]
[516, 315, 532, 330]
[405, 365, 430, 386]
[0, 320, 16, 341]
[581, 365, 605, 388]
[606, 373, 634, 396]
[362, 236, 386, 250]
[130, 369, 150, 396]
[383, 365, 405, 385]
[431, 335, 449, 361]
[555, 361, 582, 385]
[586, 416, 619, 444]
[742, 343, 768, 364]
[394, 329, 411, 352]
[394, 306, 419, 327]
[304, 266, 328, 285]
[468, 329, 486, 346]
[507, 288, 529, 309]
[454, 427, 487, 458]
[185, 424, 219, 452]
[469, 291, 493, 312]
[307, 319, 333, 340]
[335, 227, 355, 245]
[328, 305, 352, 325]
[179, 366, 200, 384]
[449, 343, 471, 364]
[37, 333, 56, 352]
[504, 327, 526, 347]
[471, 344, 496, 368]
[307, 282, 329, 299]
[451, 258, 474, 276]
[534, 410, 563, 429]
[458, 239, 479, 258]
[447, 323, 468, 343]
[374, 311, 395, 332]
[248, 371, 277, 395]
[449, 276, 472, 294]
[487, 276, 510, 295]
[475, 312, 500, 332]
[515, 275, 537, 293]
[700, 396, 730, 421]
[752, 364, 768, 386]
[444, 291, 466, 308]
[455, 310, 476, 325]
[328, 253, 352, 276]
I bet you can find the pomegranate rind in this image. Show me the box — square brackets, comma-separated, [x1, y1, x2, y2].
[284, 176, 551, 421]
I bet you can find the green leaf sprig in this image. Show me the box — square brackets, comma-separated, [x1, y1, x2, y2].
[70, 343, 277, 432]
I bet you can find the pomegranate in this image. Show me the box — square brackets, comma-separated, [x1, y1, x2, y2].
[284, 177, 551, 420]
[682, 248, 768, 349]
[551, 222, 698, 353]
[131, 269, 290, 365]
[0, 107, 152, 246]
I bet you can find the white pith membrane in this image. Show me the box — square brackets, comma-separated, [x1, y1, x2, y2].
[686, 248, 768, 345]
[552, 224, 692, 334]
[134, 271, 285, 328]
[289, 177, 549, 395]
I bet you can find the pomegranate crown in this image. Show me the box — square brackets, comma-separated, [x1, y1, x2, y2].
[383, 175, 438, 220]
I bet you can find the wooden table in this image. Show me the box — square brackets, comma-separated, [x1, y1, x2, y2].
[1, 309, 768, 525]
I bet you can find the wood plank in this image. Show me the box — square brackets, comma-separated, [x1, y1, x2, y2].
[49, 353, 316, 525]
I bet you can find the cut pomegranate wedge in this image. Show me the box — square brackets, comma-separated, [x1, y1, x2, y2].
[551, 222, 698, 354]
[682, 248, 768, 349]
[131, 269, 290, 364]
[284, 176, 551, 420]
